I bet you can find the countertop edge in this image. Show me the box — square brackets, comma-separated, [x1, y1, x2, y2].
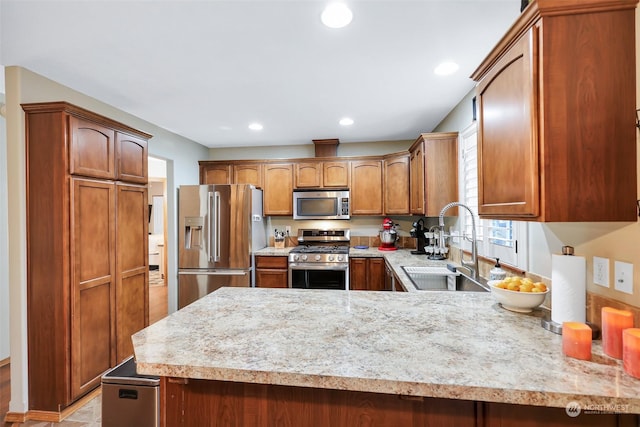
[135, 361, 640, 413]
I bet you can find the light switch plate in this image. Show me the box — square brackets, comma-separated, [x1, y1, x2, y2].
[593, 257, 609, 287]
[614, 261, 634, 294]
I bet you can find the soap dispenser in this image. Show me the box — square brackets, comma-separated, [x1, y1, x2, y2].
[489, 258, 507, 281]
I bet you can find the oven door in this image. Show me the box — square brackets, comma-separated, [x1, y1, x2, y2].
[288, 263, 349, 290]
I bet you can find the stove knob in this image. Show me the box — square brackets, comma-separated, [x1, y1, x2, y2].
[337, 255, 344, 262]
[314, 255, 322, 261]
[301, 255, 308, 261]
[293, 255, 300, 262]
[328, 255, 335, 261]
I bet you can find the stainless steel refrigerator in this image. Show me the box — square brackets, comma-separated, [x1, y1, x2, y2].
[178, 184, 266, 308]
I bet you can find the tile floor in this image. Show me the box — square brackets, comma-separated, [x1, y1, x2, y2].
[15, 393, 101, 426]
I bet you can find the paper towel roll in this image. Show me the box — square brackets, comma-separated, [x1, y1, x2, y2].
[551, 253, 586, 324]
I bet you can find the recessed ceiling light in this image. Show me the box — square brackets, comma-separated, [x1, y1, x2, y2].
[248, 123, 263, 131]
[434, 61, 459, 76]
[321, 2, 353, 29]
[339, 117, 354, 126]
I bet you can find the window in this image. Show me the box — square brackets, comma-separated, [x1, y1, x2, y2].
[459, 122, 527, 269]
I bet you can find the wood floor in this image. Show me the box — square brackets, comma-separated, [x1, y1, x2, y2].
[1, 275, 168, 425]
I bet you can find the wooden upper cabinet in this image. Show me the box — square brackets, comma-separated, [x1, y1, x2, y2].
[116, 132, 148, 184]
[200, 162, 231, 185]
[475, 28, 538, 219]
[295, 162, 322, 188]
[383, 153, 410, 215]
[350, 160, 383, 215]
[424, 133, 458, 217]
[409, 133, 458, 216]
[70, 116, 116, 180]
[323, 161, 349, 187]
[409, 141, 424, 215]
[472, 0, 637, 221]
[263, 163, 294, 215]
[234, 163, 263, 188]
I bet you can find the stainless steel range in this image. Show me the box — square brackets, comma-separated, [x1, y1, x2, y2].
[288, 229, 350, 290]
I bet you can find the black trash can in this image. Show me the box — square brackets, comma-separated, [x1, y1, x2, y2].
[101, 356, 160, 427]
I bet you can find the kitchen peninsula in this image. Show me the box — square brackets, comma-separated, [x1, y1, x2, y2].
[133, 285, 640, 426]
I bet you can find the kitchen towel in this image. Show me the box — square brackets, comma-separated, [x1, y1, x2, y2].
[551, 253, 586, 324]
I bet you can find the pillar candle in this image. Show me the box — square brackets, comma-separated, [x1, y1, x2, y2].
[623, 329, 640, 379]
[602, 307, 634, 359]
[562, 322, 592, 361]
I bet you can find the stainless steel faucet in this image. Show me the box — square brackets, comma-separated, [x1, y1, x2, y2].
[438, 202, 478, 280]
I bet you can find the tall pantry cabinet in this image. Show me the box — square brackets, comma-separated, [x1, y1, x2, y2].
[23, 102, 151, 413]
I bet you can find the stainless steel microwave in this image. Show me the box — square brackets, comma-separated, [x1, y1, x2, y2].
[293, 189, 350, 220]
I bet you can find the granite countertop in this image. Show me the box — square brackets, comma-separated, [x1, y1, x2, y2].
[133, 287, 640, 413]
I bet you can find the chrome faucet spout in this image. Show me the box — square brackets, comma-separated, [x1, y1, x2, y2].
[438, 202, 478, 280]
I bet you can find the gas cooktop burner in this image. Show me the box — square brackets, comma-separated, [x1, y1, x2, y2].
[290, 245, 349, 254]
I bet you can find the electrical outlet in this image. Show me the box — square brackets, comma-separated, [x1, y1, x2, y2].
[593, 257, 609, 287]
[285, 225, 291, 235]
[614, 261, 634, 294]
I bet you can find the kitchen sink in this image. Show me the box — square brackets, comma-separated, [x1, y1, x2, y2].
[401, 265, 489, 292]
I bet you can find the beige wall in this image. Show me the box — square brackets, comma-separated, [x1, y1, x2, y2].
[209, 139, 413, 160]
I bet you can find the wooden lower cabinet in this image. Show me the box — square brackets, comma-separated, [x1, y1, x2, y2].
[255, 256, 288, 288]
[162, 378, 638, 427]
[350, 257, 386, 291]
[481, 402, 637, 427]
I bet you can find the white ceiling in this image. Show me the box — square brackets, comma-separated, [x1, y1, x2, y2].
[0, 1, 520, 148]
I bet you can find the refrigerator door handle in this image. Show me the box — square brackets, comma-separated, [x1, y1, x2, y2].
[178, 270, 248, 276]
[214, 191, 221, 262]
[207, 191, 221, 263]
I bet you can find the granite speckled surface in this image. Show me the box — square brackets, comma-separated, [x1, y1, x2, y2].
[133, 287, 640, 413]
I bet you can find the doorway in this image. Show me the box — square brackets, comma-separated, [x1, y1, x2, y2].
[148, 156, 168, 323]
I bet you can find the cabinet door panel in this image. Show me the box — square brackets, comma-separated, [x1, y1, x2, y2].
[255, 270, 289, 288]
[116, 183, 149, 362]
[409, 143, 424, 215]
[263, 164, 293, 215]
[368, 258, 386, 291]
[350, 161, 383, 215]
[201, 164, 232, 184]
[70, 178, 115, 400]
[70, 116, 116, 180]
[117, 132, 148, 184]
[295, 162, 322, 188]
[383, 154, 410, 215]
[477, 28, 538, 217]
[234, 164, 263, 187]
[323, 162, 349, 187]
[424, 135, 458, 217]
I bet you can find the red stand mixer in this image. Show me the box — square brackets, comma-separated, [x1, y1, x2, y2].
[378, 217, 398, 251]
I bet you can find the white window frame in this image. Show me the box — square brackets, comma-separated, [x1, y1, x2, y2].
[458, 121, 528, 270]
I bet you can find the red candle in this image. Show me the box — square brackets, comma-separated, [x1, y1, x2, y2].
[562, 322, 592, 361]
[623, 329, 640, 379]
[602, 307, 634, 359]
